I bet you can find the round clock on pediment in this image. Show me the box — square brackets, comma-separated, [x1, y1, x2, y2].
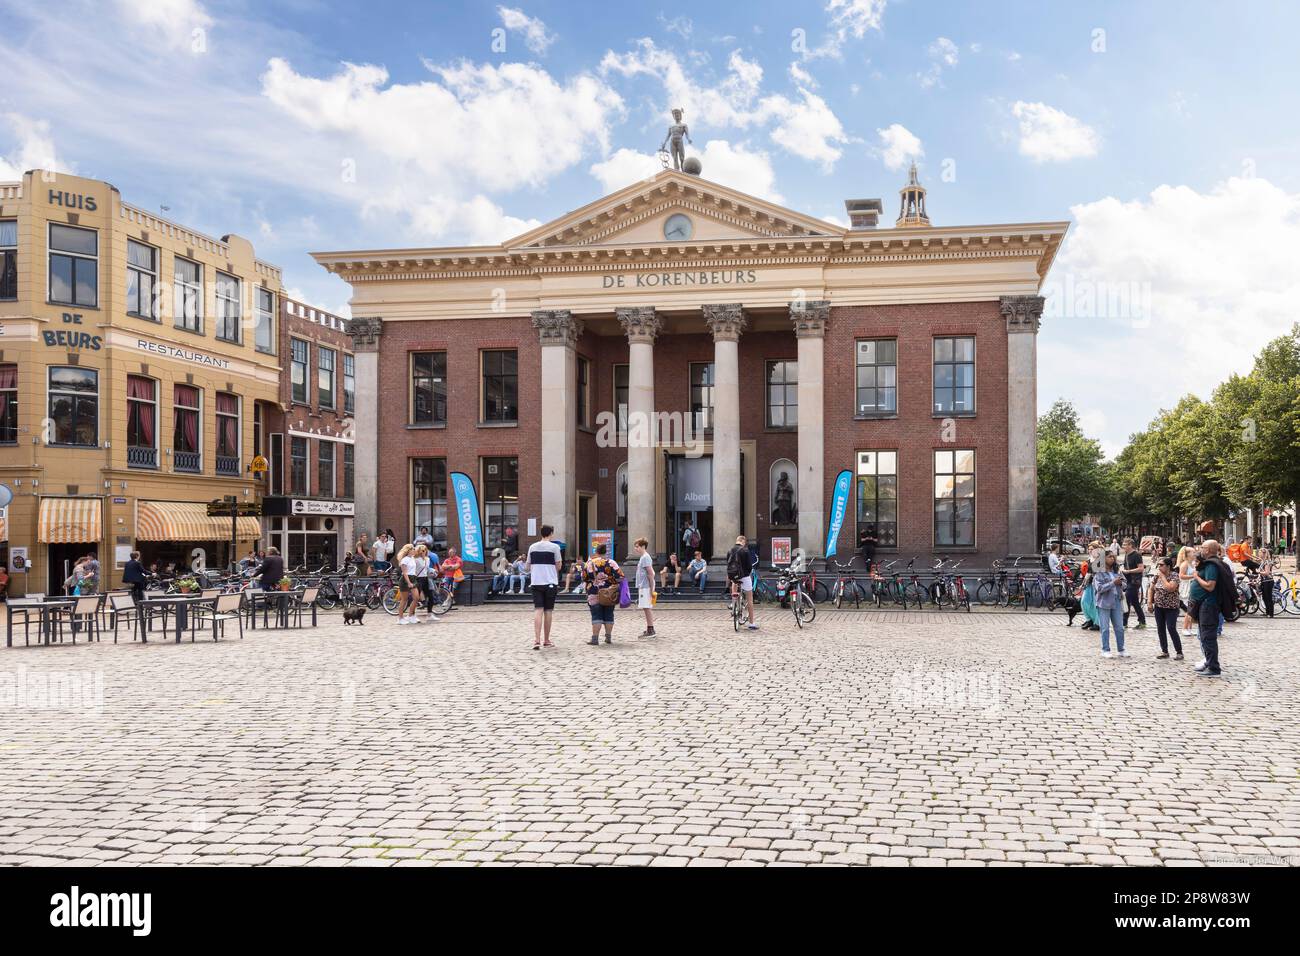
[663, 213, 693, 241]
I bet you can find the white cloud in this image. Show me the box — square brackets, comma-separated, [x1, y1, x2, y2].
[115, 0, 211, 51]
[408, 194, 541, 245]
[969, 42, 982, 53]
[497, 6, 555, 56]
[918, 36, 958, 89]
[1011, 101, 1099, 162]
[1041, 176, 1300, 455]
[764, 89, 850, 171]
[826, 0, 887, 39]
[789, 61, 818, 88]
[1007, 50, 1022, 62]
[658, 14, 693, 40]
[873, 123, 923, 171]
[589, 140, 782, 203]
[0, 113, 71, 180]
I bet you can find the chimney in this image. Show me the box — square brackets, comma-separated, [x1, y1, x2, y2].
[844, 198, 883, 230]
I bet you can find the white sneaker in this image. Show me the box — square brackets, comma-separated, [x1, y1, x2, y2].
[396, 617, 409, 625]
[1116, 650, 1130, 658]
[1100, 650, 1113, 658]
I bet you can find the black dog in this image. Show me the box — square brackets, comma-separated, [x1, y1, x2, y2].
[342, 605, 367, 625]
[1062, 593, 1083, 626]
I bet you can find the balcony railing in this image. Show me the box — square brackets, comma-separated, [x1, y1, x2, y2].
[216, 455, 240, 477]
[127, 445, 158, 468]
[174, 450, 201, 473]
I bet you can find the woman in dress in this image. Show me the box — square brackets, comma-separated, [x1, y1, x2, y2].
[1175, 545, 1196, 637]
[1257, 547, 1276, 618]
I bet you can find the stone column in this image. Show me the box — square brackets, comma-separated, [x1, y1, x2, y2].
[791, 301, 830, 557]
[703, 303, 746, 553]
[1001, 295, 1045, 556]
[532, 310, 584, 549]
[344, 317, 383, 543]
[617, 306, 663, 557]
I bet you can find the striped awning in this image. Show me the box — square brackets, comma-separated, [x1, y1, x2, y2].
[136, 501, 261, 541]
[38, 497, 103, 543]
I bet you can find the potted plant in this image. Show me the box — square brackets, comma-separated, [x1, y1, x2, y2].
[279, 576, 293, 592]
[177, 577, 199, 594]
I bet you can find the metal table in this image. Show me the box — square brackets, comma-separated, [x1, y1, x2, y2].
[244, 589, 316, 629]
[5, 598, 75, 647]
[141, 594, 215, 643]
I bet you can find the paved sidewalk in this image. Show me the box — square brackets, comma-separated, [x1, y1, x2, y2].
[1, 606, 1297, 866]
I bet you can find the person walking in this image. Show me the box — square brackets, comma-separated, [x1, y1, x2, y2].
[122, 550, 147, 604]
[687, 551, 708, 593]
[1176, 545, 1197, 639]
[1148, 556, 1184, 659]
[1120, 537, 1147, 630]
[1093, 550, 1127, 657]
[634, 538, 657, 637]
[1189, 539, 1225, 677]
[726, 534, 758, 630]
[525, 525, 562, 649]
[414, 544, 439, 620]
[1258, 547, 1277, 618]
[584, 543, 623, 645]
[394, 544, 420, 624]
[681, 520, 701, 564]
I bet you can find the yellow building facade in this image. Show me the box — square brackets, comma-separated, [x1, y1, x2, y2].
[0, 170, 282, 595]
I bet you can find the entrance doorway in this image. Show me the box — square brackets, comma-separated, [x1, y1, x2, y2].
[577, 493, 594, 559]
[48, 542, 95, 595]
[666, 454, 713, 560]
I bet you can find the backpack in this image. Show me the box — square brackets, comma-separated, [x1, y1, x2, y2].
[726, 547, 745, 582]
[689, 530, 701, 548]
[1210, 557, 1238, 620]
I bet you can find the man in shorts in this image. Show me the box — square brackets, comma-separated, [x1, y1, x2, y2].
[726, 534, 758, 630]
[525, 524, 562, 649]
[635, 537, 657, 637]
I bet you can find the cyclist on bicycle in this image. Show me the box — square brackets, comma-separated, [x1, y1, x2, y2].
[726, 535, 758, 631]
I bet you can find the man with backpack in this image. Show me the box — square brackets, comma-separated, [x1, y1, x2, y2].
[1189, 539, 1234, 678]
[681, 520, 701, 564]
[726, 534, 758, 631]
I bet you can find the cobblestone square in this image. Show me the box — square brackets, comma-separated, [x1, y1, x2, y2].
[1, 607, 1297, 867]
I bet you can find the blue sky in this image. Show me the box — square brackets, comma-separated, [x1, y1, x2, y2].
[3, 0, 1298, 456]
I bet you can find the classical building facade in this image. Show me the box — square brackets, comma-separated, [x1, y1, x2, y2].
[313, 169, 1065, 566]
[0, 170, 282, 594]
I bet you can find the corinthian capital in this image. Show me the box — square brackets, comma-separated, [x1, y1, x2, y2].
[1000, 295, 1045, 334]
[617, 306, 663, 344]
[789, 299, 830, 338]
[702, 303, 747, 342]
[531, 309, 584, 346]
[345, 317, 384, 351]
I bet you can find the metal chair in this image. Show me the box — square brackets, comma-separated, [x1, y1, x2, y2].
[108, 592, 147, 643]
[52, 595, 102, 644]
[288, 587, 319, 628]
[208, 592, 244, 641]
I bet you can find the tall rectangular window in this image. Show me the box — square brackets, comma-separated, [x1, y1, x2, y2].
[343, 444, 354, 498]
[411, 351, 447, 424]
[576, 355, 590, 428]
[0, 363, 17, 443]
[689, 362, 714, 433]
[216, 392, 240, 475]
[255, 288, 275, 353]
[614, 364, 628, 438]
[215, 272, 241, 342]
[289, 436, 308, 495]
[317, 440, 335, 497]
[126, 375, 157, 467]
[481, 349, 518, 423]
[290, 338, 309, 405]
[856, 451, 898, 549]
[933, 336, 975, 415]
[48, 223, 98, 307]
[934, 449, 976, 547]
[173, 384, 201, 472]
[765, 360, 798, 428]
[343, 353, 356, 415]
[855, 339, 897, 416]
[412, 458, 448, 549]
[174, 257, 202, 332]
[126, 240, 158, 319]
[48, 366, 98, 446]
[0, 220, 16, 300]
[483, 456, 519, 550]
[318, 346, 336, 409]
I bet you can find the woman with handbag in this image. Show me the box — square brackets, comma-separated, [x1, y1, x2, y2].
[584, 543, 623, 646]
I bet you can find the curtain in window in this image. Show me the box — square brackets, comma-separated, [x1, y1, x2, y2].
[128, 375, 154, 446]
[0, 365, 14, 422]
[217, 393, 238, 453]
[175, 384, 199, 451]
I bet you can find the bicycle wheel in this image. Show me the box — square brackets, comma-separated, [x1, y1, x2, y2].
[975, 581, 999, 606]
[795, 591, 816, 626]
[381, 585, 401, 615]
[316, 580, 338, 610]
[732, 594, 742, 631]
[833, 581, 845, 609]
[811, 580, 830, 603]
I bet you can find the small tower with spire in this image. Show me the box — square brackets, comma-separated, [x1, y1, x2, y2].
[896, 162, 930, 227]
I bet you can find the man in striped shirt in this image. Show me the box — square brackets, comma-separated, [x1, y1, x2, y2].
[525, 524, 563, 650]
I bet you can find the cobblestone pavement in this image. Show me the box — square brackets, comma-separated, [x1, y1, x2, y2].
[1, 605, 1297, 867]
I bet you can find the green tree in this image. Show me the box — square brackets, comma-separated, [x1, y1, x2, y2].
[1037, 400, 1110, 545]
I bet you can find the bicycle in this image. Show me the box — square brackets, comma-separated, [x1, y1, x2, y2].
[929, 558, 971, 611]
[830, 558, 866, 609]
[975, 559, 1010, 607]
[775, 568, 816, 627]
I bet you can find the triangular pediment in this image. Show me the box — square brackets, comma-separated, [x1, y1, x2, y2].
[507, 169, 841, 250]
